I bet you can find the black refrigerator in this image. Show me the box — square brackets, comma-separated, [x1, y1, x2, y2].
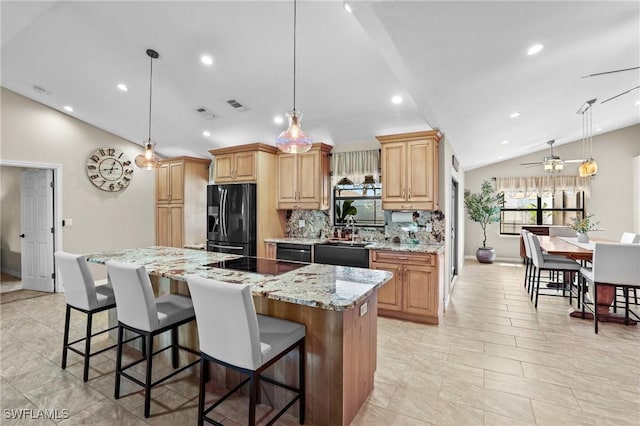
[207, 183, 257, 256]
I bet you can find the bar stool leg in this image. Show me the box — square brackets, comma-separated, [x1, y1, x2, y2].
[299, 339, 305, 425]
[83, 312, 93, 382]
[535, 269, 541, 308]
[114, 325, 124, 399]
[197, 357, 207, 426]
[144, 333, 153, 418]
[61, 305, 71, 369]
[171, 327, 179, 369]
[248, 372, 258, 426]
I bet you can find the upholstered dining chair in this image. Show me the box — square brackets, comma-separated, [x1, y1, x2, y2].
[620, 232, 640, 244]
[580, 242, 640, 334]
[55, 251, 117, 382]
[186, 275, 306, 426]
[521, 230, 570, 297]
[527, 232, 582, 308]
[106, 261, 199, 418]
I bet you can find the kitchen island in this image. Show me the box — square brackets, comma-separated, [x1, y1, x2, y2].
[87, 246, 392, 425]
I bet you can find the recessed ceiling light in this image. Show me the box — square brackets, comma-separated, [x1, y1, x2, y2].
[391, 96, 403, 104]
[509, 112, 521, 118]
[595, 127, 603, 132]
[63, 105, 73, 112]
[200, 55, 213, 66]
[527, 44, 544, 55]
[203, 131, 211, 137]
[274, 116, 283, 125]
[343, 2, 352, 13]
[635, 100, 640, 106]
[117, 83, 128, 92]
[498, 156, 504, 160]
[501, 140, 509, 145]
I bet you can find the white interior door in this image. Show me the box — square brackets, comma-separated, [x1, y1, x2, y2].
[20, 169, 54, 292]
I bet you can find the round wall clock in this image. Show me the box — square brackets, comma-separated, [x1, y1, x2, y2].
[86, 147, 134, 192]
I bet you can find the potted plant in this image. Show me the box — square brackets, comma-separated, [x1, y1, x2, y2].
[568, 213, 600, 243]
[464, 180, 503, 263]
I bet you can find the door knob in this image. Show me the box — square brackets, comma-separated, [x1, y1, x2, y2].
[19, 234, 25, 238]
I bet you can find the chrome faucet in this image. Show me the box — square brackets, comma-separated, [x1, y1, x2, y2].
[346, 216, 356, 242]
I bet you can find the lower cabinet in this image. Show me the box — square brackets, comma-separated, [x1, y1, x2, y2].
[156, 205, 184, 248]
[370, 250, 442, 324]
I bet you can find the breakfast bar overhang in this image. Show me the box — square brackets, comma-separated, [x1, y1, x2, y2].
[87, 246, 392, 426]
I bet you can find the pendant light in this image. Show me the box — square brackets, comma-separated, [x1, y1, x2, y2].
[276, 0, 313, 154]
[135, 49, 162, 170]
[576, 98, 598, 177]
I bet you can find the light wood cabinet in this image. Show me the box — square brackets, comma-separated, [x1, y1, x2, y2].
[370, 249, 443, 324]
[212, 150, 256, 183]
[155, 157, 210, 248]
[209, 144, 286, 257]
[276, 143, 332, 210]
[264, 242, 277, 259]
[377, 131, 441, 211]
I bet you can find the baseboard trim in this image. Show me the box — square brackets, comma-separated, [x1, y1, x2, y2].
[464, 255, 523, 263]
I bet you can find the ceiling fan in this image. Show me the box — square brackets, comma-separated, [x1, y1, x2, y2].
[582, 66, 640, 104]
[520, 140, 585, 172]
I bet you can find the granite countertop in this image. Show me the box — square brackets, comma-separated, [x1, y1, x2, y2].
[87, 246, 392, 312]
[263, 237, 328, 245]
[365, 242, 445, 254]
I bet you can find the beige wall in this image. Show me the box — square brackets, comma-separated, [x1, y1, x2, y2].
[1, 88, 156, 279]
[464, 124, 640, 260]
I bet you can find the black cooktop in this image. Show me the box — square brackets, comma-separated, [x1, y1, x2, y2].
[205, 256, 307, 276]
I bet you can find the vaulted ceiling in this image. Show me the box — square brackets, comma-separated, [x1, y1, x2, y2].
[2, 1, 638, 170]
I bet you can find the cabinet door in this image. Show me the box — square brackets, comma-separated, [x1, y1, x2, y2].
[403, 264, 438, 317]
[277, 154, 298, 205]
[168, 162, 184, 203]
[169, 205, 184, 248]
[297, 150, 320, 204]
[407, 140, 435, 207]
[214, 154, 235, 182]
[381, 142, 405, 204]
[156, 205, 170, 246]
[234, 151, 256, 182]
[371, 262, 403, 312]
[156, 164, 170, 203]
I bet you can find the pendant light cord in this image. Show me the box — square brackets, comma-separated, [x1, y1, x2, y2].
[148, 54, 154, 142]
[293, 0, 297, 111]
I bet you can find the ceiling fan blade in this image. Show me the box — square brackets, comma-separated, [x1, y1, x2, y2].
[601, 85, 640, 104]
[581, 66, 640, 78]
[520, 162, 542, 166]
[563, 159, 586, 164]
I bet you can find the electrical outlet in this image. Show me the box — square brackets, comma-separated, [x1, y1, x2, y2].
[425, 222, 432, 232]
[298, 220, 305, 228]
[360, 301, 368, 316]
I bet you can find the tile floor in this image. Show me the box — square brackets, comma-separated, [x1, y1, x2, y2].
[1, 260, 639, 425]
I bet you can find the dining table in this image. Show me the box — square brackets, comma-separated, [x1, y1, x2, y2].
[537, 236, 634, 324]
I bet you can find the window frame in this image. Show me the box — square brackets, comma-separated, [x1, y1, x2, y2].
[499, 191, 585, 235]
[333, 183, 384, 228]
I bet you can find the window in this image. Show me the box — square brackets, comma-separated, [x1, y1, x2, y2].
[500, 190, 585, 235]
[333, 183, 384, 227]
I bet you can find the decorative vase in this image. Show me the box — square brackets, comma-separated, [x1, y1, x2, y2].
[577, 232, 589, 243]
[476, 247, 496, 264]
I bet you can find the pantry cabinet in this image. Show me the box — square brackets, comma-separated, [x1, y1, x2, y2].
[377, 130, 441, 211]
[370, 249, 443, 324]
[276, 143, 332, 210]
[155, 157, 210, 248]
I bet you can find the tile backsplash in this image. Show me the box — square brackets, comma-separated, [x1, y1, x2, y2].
[285, 209, 445, 244]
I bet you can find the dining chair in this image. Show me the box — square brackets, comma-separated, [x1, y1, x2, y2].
[186, 275, 306, 426]
[106, 261, 200, 418]
[527, 232, 582, 308]
[620, 232, 640, 244]
[521, 230, 571, 297]
[580, 242, 640, 333]
[55, 251, 118, 382]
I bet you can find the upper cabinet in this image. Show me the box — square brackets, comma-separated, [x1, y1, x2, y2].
[276, 143, 332, 210]
[376, 130, 441, 211]
[209, 144, 279, 183]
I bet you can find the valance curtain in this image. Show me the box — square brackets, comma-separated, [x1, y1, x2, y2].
[331, 149, 380, 186]
[495, 175, 591, 197]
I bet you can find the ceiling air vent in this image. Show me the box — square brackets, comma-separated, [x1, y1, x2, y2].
[226, 99, 248, 112]
[195, 106, 217, 120]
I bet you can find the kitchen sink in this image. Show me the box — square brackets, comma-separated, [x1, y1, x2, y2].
[314, 241, 370, 268]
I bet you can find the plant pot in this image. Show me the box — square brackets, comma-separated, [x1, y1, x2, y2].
[476, 247, 496, 263]
[576, 232, 589, 243]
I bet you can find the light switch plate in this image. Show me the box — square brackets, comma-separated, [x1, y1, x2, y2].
[298, 220, 305, 228]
